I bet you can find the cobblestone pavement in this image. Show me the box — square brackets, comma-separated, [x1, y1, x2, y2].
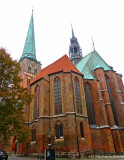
[8, 154, 124, 160]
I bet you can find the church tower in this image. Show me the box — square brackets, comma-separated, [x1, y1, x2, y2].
[69, 25, 82, 65]
[19, 11, 41, 88]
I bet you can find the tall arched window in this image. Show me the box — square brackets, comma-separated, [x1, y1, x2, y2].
[55, 121, 63, 139]
[74, 77, 82, 114]
[54, 77, 62, 115]
[80, 122, 84, 138]
[105, 77, 119, 126]
[34, 85, 40, 120]
[32, 128, 36, 141]
[84, 83, 96, 125]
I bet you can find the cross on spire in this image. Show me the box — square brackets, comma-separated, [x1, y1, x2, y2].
[92, 37, 95, 51]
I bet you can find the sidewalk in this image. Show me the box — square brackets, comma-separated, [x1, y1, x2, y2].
[8, 154, 124, 160]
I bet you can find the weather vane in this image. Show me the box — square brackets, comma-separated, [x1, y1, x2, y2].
[92, 37, 95, 51]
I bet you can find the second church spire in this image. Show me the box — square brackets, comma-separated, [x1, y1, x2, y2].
[69, 25, 82, 65]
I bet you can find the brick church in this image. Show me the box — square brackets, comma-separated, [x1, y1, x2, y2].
[3, 12, 124, 157]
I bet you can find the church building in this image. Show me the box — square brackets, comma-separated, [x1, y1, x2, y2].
[1, 12, 124, 158]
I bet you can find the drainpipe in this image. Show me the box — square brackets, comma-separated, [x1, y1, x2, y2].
[27, 87, 31, 153]
[48, 75, 51, 149]
[71, 72, 80, 158]
[27, 104, 30, 153]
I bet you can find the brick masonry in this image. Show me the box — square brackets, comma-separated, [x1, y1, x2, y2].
[18, 67, 124, 156]
[1, 57, 124, 157]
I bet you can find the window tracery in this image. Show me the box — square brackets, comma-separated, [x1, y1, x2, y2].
[74, 77, 82, 114]
[54, 77, 62, 115]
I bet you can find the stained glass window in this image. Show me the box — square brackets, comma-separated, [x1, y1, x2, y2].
[80, 122, 84, 138]
[34, 85, 39, 120]
[84, 83, 96, 125]
[74, 77, 82, 114]
[55, 122, 63, 139]
[32, 128, 36, 141]
[54, 77, 62, 115]
[105, 77, 119, 126]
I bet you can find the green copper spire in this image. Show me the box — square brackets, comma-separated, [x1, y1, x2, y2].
[71, 24, 75, 38]
[20, 11, 40, 64]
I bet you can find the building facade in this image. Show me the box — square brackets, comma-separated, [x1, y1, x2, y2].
[1, 12, 124, 157]
[18, 55, 93, 157]
[76, 50, 124, 154]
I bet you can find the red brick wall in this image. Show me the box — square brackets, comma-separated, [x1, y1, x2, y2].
[83, 68, 124, 154]
[17, 68, 124, 155]
[20, 71, 92, 155]
[111, 129, 123, 153]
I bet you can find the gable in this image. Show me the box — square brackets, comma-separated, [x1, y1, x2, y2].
[76, 50, 112, 79]
[31, 54, 83, 84]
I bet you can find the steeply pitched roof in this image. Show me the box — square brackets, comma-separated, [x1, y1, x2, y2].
[76, 50, 112, 80]
[31, 54, 83, 84]
[19, 12, 40, 64]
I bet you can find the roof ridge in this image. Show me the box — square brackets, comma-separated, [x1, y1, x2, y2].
[77, 51, 93, 71]
[95, 51, 112, 69]
[76, 50, 113, 80]
[30, 54, 83, 85]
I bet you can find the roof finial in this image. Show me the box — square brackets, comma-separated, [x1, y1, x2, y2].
[32, 7, 33, 13]
[92, 37, 95, 51]
[71, 24, 75, 38]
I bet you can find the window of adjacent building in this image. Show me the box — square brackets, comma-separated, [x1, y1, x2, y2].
[84, 83, 96, 125]
[54, 77, 62, 115]
[74, 77, 82, 114]
[55, 122, 63, 139]
[32, 128, 36, 141]
[34, 85, 40, 120]
[80, 122, 84, 138]
[105, 77, 119, 126]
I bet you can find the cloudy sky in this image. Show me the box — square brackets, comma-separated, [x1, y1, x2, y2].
[0, 0, 124, 81]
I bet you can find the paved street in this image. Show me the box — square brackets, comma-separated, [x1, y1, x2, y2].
[8, 154, 124, 160]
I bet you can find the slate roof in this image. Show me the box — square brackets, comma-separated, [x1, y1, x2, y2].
[31, 54, 83, 85]
[76, 50, 113, 80]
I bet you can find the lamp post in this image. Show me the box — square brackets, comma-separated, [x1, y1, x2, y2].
[48, 131, 51, 150]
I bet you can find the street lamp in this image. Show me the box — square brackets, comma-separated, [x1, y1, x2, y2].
[48, 131, 51, 150]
